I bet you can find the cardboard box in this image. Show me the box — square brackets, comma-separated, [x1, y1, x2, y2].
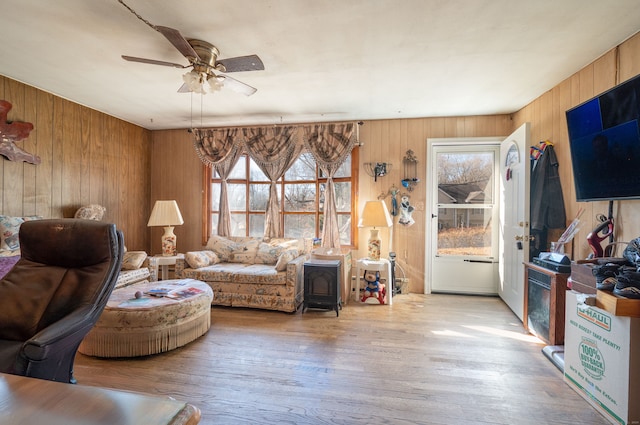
[564, 290, 640, 425]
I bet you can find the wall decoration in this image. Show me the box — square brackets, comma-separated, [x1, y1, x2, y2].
[401, 149, 419, 191]
[398, 195, 415, 226]
[0, 100, 40, 164]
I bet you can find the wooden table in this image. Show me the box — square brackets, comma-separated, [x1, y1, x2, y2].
[0, 373, 200, 425]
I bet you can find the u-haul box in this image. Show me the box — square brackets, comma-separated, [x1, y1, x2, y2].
[564, 290, 640, 425]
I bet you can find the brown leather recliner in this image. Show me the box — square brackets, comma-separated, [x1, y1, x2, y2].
[0, 219, 123, 383]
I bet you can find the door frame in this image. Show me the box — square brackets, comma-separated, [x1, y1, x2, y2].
[424, 137, 503, 294]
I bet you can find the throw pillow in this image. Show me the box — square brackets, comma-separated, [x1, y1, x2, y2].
[121, 251, 147, 270]
[206, 235, 238, 261]
[275, 248, 299, 271]
[0, 216, 24, 251]
[185, 250, 219, 268]
[0, 215, 43, 252]
[254, 242, 283, 265]
[229, 238, 260, 263]
[74, 204, 106, 220]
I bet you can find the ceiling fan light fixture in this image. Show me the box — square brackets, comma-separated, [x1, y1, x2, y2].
[182, 70, 207, 94]
[208, 75, 225, 93]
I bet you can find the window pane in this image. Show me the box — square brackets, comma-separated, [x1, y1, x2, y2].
[211, 183, 220, 210]
[334, 182, 351, 212]
[249, 159, 269, 181]
[249, 184, 270, 211]
[284, 214, 316, 238]
[230, 213, 247, 236]
[211, 213, 218, 235]
[285, 183, 316, 212]
[436, 207, 492, 257]
[334, 156, 352, 178]
[285, 153, 316, 181]
[437, 151, 494, 203]
[249, 214, 264, 237]
[228, 184, 246, 211]
[229, 159, 246, 180]
[338, 214, 351, 245]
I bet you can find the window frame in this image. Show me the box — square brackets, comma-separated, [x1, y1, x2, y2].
[202, 148, 359, 247]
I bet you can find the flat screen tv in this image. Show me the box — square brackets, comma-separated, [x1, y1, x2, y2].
[566, 73, 640, 202]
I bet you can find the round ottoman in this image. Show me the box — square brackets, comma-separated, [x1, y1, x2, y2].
[79, 278, 213, 357]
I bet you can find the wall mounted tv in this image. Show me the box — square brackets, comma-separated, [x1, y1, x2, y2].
[566, 73, 640, 202]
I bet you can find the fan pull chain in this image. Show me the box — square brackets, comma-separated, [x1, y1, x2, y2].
[116, 0, 158, 32]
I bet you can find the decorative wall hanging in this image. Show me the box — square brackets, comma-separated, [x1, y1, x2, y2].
[401, 149, 418, 191]
[364, 162, 392, 181]
[0, 100, 40, 165]
[378, 184, 400, 216]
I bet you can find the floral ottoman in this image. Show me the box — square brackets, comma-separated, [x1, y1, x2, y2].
[79, 279, 213, 358]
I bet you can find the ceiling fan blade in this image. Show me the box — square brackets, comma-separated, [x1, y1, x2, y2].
[177, 83, 191, 93]
[217, 54, 264, 72]
[222, 75, 257, 96]
[156, 25, 199, 60]
[122, 55, 187, 69]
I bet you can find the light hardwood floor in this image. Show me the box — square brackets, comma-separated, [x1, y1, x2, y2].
[74, 294, 608, 425]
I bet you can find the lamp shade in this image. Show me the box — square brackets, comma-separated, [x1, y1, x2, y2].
[358, 200, 393, 228]
[147, 200, 184, 227]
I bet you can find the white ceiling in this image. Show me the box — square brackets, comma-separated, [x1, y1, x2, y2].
[0, 0, 639, 131]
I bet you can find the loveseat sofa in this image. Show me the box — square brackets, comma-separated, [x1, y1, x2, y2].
[175, 236, 310, 313]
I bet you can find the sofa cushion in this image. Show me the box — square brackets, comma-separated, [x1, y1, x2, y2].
[276, 248, 299, 271]
[254, 242, 282, 265]
[229, 238, 260, 263]
[121, 251, 147, 270]
[183, 263, 288, 286]
[185, 250, 219, 268]
[115, 268, 150, 290]
[206, 235, 239, 261]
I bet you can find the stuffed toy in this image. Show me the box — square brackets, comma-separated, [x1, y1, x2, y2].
[362, 270, 386, 304]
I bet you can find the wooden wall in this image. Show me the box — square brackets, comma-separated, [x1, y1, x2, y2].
[512, 32, 640, 260]
[6, 31, 635, 292]
[0, 76, 152, 250]
[150, 116, 513, 293]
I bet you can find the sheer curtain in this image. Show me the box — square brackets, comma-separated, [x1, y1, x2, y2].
[242, 126, 303, 238]
[192, 128, 243, 236]
[302, 123, 355, 248]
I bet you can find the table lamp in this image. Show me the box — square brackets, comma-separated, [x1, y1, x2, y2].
[358, 200, 393, 260]
[147, 200, 184, 256]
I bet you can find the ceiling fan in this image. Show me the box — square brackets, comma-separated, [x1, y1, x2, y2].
[122, 25, 264, 96]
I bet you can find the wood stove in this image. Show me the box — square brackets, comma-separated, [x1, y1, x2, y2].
[523, 262, 568, 345]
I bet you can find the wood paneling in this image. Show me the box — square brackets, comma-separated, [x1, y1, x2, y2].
[0, 76, 152, 251]
[2, 29, 637, 294]
[149, 129, 204, 255]
[512, 31, 640, 261]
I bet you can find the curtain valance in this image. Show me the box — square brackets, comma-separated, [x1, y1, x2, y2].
[192, 122, 356, 242]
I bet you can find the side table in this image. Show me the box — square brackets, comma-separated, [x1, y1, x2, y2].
[149, 254, 184, 281]
[355, 258, 392, 305]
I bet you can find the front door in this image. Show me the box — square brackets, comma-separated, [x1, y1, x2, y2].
[426, 139, 501, 294]
[498, 123, 530, 321]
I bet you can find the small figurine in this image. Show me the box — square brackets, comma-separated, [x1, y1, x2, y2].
[398, 195, 415, 226]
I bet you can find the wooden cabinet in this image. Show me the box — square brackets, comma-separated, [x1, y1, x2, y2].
[523, 262, 569, 345]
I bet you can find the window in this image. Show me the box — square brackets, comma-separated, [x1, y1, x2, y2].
[204, 149, 358, 246]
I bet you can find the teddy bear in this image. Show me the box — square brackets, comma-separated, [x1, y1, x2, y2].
[361, 269, 386, 304]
